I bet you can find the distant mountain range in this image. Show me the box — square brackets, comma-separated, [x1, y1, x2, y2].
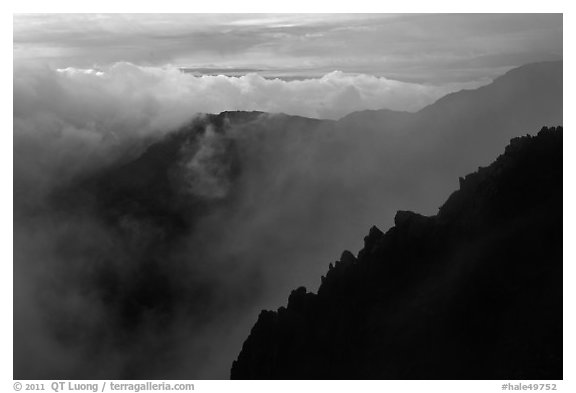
[231, 126, 563, 379]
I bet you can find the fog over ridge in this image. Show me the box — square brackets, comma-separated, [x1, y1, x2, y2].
[13, 60, 562, 379]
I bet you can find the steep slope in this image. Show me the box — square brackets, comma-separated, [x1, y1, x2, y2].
[231, 126, 563, 380]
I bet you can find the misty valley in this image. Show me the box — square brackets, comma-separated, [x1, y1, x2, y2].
[13, 13, 563, 381]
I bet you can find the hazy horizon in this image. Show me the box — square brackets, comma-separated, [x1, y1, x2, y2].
[14, 14, 562, 80]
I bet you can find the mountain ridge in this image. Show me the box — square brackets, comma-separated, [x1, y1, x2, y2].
[231, 126, 563, 379]
[338, 61, 562, 122]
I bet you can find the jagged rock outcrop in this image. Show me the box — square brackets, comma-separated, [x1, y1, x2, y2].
[231, 126, 563, 380]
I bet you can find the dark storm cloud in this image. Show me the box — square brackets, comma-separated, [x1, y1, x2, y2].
[14, 14, 562, 83]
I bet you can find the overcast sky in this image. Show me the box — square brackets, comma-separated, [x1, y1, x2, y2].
[14, 13, 562, 84]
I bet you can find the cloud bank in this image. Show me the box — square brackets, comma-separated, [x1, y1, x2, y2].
[16, 62, 479, 125]
[14, 60, 468, 206]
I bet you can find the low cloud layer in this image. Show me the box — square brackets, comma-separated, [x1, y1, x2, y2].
[16, 62, 480, 125]
[14, 60, 469, 206]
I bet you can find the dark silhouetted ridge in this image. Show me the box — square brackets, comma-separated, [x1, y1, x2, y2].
[231, 126, 562, 380]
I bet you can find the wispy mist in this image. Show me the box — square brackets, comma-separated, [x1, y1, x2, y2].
[14, 58, 561, 379]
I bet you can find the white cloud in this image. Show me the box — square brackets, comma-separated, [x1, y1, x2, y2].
[16, 62, 477, 128]
[13, 61, 484, 199]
